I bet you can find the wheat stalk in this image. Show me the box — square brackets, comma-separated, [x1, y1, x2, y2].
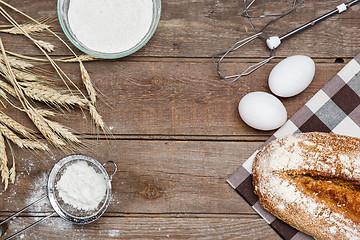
[0, 62, 37, 81]
[0, 134, 8, 190]
[60, 54, 99, 62]
[80, 62, 96, 104]
[0, 123, 48, 150]
[0, 46, 38, 113]
[0, 3, 99, 109]
[0, 123, 23, 148]
[0, 111, 34, 139]
[0, 2, 108, 173]
[0, 9, 90, 107]
[37, 109, 56, 118]
[26, 108, 66, 148]
[0, 40, 54, 151]
[5, 136, 15, 184]
[12, 69, 37, 81]
[0, 55, 33, 69]
[0, 47, 25, 103]
[0, 3, 103, 192]
[0, 87, 9, 102]
[9, 164, 15, 184]
[89, 103, 105, 130]
[34, 39, 55, 52]
[0, 79, 16, 96]
[47, 120, 80, 144]
[6, 51, 100, 63]
[0, 37, 79, 150]
[20, 81, 89, 107]
[21, 139, 49, 151]
[0, 23, 49, 34]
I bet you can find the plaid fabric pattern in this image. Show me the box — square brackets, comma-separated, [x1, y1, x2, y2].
[227, 52, 360, 240]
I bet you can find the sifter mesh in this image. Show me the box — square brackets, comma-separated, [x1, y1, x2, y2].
[47, 154, 113, 224]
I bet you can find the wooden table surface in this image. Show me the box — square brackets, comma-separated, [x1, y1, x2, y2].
[0, 0, 359, 239]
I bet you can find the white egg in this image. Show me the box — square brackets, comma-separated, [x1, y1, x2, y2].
[269, 55, 315, 98]
[238, 92, 287, 131]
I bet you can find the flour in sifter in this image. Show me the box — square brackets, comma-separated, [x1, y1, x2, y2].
[68, 0, 154, 53]
[56, 161, 106, 211]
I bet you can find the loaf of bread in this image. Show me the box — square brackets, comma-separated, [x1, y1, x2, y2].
[252, 132, 360, 240]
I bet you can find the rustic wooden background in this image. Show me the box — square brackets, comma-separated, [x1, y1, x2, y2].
[0, 0, 359, 239]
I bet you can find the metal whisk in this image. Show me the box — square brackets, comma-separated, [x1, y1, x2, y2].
[213, 0, 360, 83]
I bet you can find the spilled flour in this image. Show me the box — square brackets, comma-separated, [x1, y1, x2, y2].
[26, 172, 49, 211]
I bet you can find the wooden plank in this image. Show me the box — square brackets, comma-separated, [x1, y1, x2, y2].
[0, 140, 261, 214]
[0, 215, 280, 240]
[0, 0, 358, 58]
[2, 61, 345, 136]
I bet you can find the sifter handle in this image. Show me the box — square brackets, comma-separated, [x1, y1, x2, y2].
[0, 195, 47, 226]
[0, 194, 57, 239]
[103, 161, 118, 181]
[4, 212, 57, 240]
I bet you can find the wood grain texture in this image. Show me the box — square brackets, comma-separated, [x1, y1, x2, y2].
[0, 0, 357, 58]
[0, 140, 262, 214]
[0, 216, 280, 240]
[1, 61, 345, 136]
[0, 0, 358, 239]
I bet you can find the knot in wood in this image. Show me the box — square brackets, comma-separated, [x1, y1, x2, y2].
[142, 184, 161, 199]
[151, 76, 165, 85]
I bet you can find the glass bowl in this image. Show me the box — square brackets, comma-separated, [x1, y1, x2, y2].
[47, 154, 117, 224]
[57, 0, 161, 59]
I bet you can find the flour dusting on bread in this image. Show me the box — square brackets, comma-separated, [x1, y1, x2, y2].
[252, 132, 360, 240]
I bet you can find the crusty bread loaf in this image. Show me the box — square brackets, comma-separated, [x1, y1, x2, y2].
[252, 132, 360, 240]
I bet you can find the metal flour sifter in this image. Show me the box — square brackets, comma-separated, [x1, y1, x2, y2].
[0, 154, 117, 239]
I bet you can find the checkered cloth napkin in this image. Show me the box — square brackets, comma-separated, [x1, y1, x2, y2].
[227, 52, 360, 240]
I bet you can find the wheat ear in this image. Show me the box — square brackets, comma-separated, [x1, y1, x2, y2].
[0, 55, 33, 69]
[47, 120, 80, 144]
[0, 134, 8, 190]
[0, 123, 48, 151]
[20, 81, 88, 107]
[0, 63, 37, 81]
[26, 108, 65, 148]
[9, 164, 15, 184]
[0, 79, 15, 96]
[0, 7, 90, 108]
[0, 87, 9, 102]
[0, 111, 34, 138]
[89, 103, 105, 130]
[34, 39, 55, 52]
[0, 38, 61, 151]
[5, 137, 15, 184]
[0, 23, 50, 35]
[80, 62, 96, 104]
[0, 5, 104, 123]
[37, 109, 56, 118]
[0, 38, 78, 150]
[13, 69, 37, 81]
[0, 3, 97, 107]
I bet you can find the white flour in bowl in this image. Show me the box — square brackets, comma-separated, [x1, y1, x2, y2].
[56, 161, 106, 211]
[68, 0, 154, 53]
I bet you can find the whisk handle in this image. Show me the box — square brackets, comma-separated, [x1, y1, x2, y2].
[346, 0, 360, 7]
[279, 0, 359, 41]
